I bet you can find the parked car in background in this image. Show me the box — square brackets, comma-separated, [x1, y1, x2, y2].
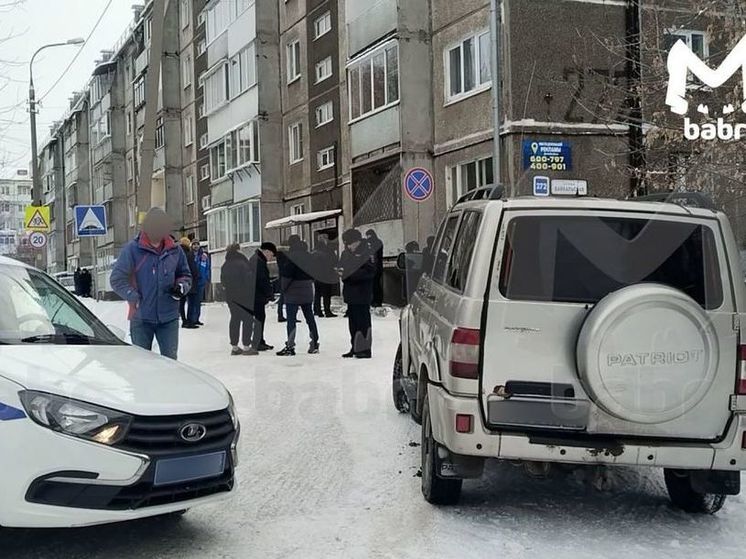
[52, 271, 76, 293]
[396, 189, 746, 514]
[0, 256, 239, 528]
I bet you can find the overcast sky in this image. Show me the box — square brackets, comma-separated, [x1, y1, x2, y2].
[0, 0, 136, 178]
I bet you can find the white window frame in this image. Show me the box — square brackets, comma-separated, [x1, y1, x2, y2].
[446, 156, 493, 208]
[201, 60, 230, 115]
[200, 163, 210, 180]
[445, 30, 492, 105]
[290, 203, 304, 236]
[197, 39, 207, 56]
[226, 120, 261, 172]
[230, 43, 256, 99]
[210, 141, 227, 181]
[287, 40, 301, 84]
[180, 0, 190, 30]
[200, 133, 209, 149]
[315, 56, 333, 84]
[183, 54, 192, 88]
[347, 41, 400, 123]
[288, 122, 304, 164]
[314, 11, 332, 40]
[185, 174, 195, 205]
[666, 29, 709, 59]
[317, 146, 335, 171]
[315, 100, 334, 127]
[183, 115, 193, 146]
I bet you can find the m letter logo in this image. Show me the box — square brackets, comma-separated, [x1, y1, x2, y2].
[666, 34, 746, 115]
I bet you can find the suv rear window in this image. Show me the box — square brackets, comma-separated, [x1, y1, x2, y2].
[499, 215, 723, 309]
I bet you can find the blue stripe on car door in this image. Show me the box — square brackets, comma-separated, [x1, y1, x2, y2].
[0, 403, 26, 420]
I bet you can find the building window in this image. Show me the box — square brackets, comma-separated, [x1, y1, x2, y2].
[155, 117, 165, 149]
[200, 163, 210, 180]
[230, 43, 256, 98]
[446, 30, 491, 102]
[202, 61, 230, 114]
[197, 39, 207, 56]
[184, 115, 193, 146]
[348, 42, 399, 121]
[288, 122, 303, 164]
[447, 156, 493, 207]
[144, 17, 152, 45]
[183, 54, 192, 88]
[287, 40, 301, 83]
[317, 146, 335, 171]
[126, 112, 133, 135]
[314, 11, 332, 40]
[126, 156, 134, 181]
[290, 203, 304, 236]
[315, 100, 334, 127]
[133, 75, 146, 108]
[315, 56, 332, 84]
[128, 198, 136, 227]
[180, 0, 190, 29]
[200, 133, 209, 149]
[198, 9, 206, 26]
[185, 174, 195, 205]
[210, 141, 227, 180]
[665, 29, 708, 59]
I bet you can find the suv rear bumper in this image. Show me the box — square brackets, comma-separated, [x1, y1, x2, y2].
[428, 385, 746, 471]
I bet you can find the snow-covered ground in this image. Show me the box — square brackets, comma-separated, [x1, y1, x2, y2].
[3, 300, 746, 559]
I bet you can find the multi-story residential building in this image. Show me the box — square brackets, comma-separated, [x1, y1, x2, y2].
[0, 172, 32, 257]
[202, 0, 283, 284]
[277, 0, 347, 246]
[38, 127, 66, 274]
[179, 0, 209, 240]
[57, 91, 93, 271]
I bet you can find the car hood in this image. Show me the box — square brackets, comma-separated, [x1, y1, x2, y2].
[0, 346, 229, 416]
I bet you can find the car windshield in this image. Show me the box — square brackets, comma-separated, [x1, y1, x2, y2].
[0, 263, 120, 345]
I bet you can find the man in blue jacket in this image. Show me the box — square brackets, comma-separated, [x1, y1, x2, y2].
[110, 208, 192, 360]
[191, 240, 211, 326]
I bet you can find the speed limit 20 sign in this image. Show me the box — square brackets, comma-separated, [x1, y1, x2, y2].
[29, 231, 47, 250]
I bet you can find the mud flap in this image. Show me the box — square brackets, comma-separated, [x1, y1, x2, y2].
[689, 470, 741, 496]
[436, 445, 485, 479]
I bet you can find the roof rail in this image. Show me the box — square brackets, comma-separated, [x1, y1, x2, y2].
[631, 191, 717, 211]
[454, 184, 505, 206]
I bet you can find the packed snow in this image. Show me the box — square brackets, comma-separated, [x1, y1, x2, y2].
[2, 299, 746, 559]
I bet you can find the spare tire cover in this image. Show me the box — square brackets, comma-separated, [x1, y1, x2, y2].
[577, 284, 719, 424]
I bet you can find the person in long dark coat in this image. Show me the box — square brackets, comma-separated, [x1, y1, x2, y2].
[222, 244, 261, 355]
[312, 235, 338, 318]
[340, 229, 376, 359]
[366, 229, 384, 307]
[73, 267, 82, 296]
[276, 236, 319, 356]
[247, 242, 277, 351]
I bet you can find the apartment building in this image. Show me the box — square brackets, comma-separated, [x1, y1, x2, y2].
[38, 129, 66, 274]
[201, 0, 283, 280]
[57, 91, 93, 271]
[0, 173, 32, 257]
[277, 0, 346, 246]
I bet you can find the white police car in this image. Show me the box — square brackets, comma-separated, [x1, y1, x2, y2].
[0, 256, 239, 528]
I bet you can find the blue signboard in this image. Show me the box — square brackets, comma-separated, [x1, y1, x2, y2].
[533, 176, 550, 197]
[523, 140, 572, 171]
[75, 205, 107, 237]
[403, 168, 434, 202]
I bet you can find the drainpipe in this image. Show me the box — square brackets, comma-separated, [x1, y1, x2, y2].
[490, 0, 503, 194]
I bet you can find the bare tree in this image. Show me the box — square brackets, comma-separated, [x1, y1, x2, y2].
[0, 0, 28, 171]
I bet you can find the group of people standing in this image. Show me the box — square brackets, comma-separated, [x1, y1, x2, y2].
[73, 267, 93, 298]
[222, 228, 380, 360]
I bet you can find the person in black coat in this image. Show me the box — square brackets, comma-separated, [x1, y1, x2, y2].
[339, 228, 376, 359]
[74, 267, 82, 296]
[366, 229, 384, 307]
[276, 236, 319, 356]
[247, 242, 277, 352]
[180, 238, 200, 328]
[312, 234, 338, 318]
[80, 268, 93, 298]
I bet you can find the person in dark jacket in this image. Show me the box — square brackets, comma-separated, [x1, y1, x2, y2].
[80, 269, 93, 298]
[340, 228, 376, 359]
[421, 235, 436, 274]
[191, 241, 211, 325]
[248, 241, 277, 352]
[110, 208, 192, 360]
[276, 236, 319, 356]
[179, 238, 201, 329]
[221, 244, 262, 355]
[74, 267, 82, 296]
[366, 229, 384, 307]
[312, 234, 338, 318]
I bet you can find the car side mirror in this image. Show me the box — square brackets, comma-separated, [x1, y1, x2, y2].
[397, 252, 424, 272]
[396, 253, 407, 271]
[107, 325, 127, 342]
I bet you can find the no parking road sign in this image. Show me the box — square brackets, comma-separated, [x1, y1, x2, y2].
[404, 168, 434, 202]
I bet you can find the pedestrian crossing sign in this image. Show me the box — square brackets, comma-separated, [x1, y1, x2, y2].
[24, 206, 50, 232]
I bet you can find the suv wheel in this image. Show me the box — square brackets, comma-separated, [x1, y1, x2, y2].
[392, 345, 409, 413]
[664, 469, 726, 514]
[421, 394, 462, 505]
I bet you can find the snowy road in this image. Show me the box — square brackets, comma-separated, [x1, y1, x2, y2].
[3, 300, 746, 559]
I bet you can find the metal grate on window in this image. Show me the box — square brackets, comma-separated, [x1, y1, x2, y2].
[352, 160, 402, 226]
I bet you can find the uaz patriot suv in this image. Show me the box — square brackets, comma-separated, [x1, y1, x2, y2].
[395, 190, 746, 513]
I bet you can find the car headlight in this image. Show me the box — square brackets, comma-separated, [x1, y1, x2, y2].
[228, 393, 239, 430]
[18, 391, 132, 446]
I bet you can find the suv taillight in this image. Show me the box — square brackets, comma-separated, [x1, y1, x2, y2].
[450, 328, 481, 379]
[738, 345, 746, 395]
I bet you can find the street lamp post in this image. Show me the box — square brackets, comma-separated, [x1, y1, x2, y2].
[29, 38, 85, 206]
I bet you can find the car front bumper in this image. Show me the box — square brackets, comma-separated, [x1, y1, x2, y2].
[0, 410, 236, 528]
[428, 384, 746, 471]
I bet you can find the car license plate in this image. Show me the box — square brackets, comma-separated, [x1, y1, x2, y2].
[154, 452, 226, 487]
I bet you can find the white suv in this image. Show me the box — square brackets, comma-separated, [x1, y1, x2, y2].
[395, 191, 746, 513]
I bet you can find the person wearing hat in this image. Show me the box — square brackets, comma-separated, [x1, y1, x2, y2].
[179, 237, 201, 329]
[110, 208, 192, 360]
[339, 228, 376, 358]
